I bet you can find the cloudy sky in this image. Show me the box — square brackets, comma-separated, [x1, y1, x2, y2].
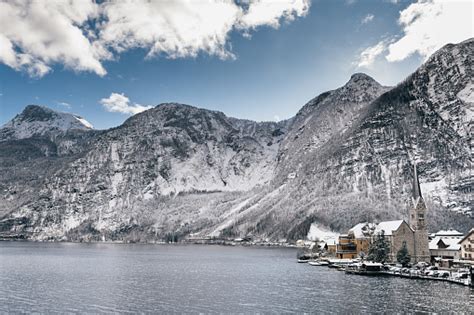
[0, 0, 472, 129]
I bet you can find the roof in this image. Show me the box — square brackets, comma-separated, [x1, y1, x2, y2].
[375, 220, 406, 236]
[435, 229, 463, 237]
[429, 237, 461, 251]
[458, 228, 474, 244]
[348, 222, 376, 239]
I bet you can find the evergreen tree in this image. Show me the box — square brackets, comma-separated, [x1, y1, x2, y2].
[397, 241, 411, 267]
[367, 230, 390, 263]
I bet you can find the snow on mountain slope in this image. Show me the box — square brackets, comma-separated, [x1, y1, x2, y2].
[0, 105, 93, 140]
[0, 39, 472, 242]
[0, 103, 291, 240]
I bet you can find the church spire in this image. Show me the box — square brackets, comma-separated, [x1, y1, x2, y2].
[412, 162, 422, 204]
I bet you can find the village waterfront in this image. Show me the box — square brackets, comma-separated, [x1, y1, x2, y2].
[1, 241, 473, 313]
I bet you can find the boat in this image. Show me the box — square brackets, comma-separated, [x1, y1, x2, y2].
[345, 262, 385, 275]
[308, 260, 329, 266]
[328, 258, 355, 268]
[297, 259, 310, 263]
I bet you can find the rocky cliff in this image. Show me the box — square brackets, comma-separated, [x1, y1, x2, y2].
[0, 39, 472, 242]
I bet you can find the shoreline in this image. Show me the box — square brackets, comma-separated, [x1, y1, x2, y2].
[0, 238, 296, 248]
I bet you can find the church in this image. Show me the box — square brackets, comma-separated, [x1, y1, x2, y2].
[339, 163, 431, 263]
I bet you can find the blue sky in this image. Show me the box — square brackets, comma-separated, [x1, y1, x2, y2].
[0, 0, 472, 129]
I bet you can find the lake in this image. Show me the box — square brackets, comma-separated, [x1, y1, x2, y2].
[0, 242, 473, 313]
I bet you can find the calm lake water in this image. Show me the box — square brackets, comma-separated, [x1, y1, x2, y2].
[0, 242, 473, 313]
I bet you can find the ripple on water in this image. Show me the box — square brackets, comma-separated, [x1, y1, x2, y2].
[0, 242, 473, 313]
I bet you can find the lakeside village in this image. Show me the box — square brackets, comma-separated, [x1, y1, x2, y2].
[296, 165, 474, 287]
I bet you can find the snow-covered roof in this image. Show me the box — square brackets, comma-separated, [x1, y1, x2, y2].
[435, 229, 463, 237]
[348, 222, 376, 239]
[375, 220, 406, 236]
[429, 237, 461, 251]
[458, 228, 474, 244]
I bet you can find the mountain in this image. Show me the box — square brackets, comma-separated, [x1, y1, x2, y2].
[1, 105, 93, 140]
[0, 39, 472, 242]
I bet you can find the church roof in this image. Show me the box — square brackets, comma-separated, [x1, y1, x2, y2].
[375, 220, 408, 236]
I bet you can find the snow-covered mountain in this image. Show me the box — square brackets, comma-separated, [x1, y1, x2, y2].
[0, 39, 472, 242]
[0, 105, 93, 140]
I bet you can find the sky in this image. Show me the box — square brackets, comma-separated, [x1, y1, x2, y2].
[0, 0, 472, 129]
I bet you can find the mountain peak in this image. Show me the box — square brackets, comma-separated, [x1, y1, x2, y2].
[18, 104, 58, 122]
[1, 105, 93, 140]
[347, 73, 380, 86]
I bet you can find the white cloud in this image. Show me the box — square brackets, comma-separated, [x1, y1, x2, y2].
[0, 0, 311, 78]
[356, 0, 473, 67]
[0, 1, 108, 77]
[361, 14, 374, 24]
[238, 0, 310, 29]
[356, 40, 388, 68]
[386, 0, 474, 62]
[100, 93, 152, 115]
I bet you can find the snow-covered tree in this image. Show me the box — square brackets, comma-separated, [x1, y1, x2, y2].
[397, 241, 411, 267]
[367, 230, 390, 263]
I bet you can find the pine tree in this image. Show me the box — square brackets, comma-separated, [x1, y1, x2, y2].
[367, 230, 390, 263]
[397, 241, 411, 267]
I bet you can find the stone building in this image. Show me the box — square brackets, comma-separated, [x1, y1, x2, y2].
[376, 220, 415, 263]
[409, 163, 430, 263]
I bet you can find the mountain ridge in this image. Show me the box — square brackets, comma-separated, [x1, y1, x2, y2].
[0, 39, 472, 242]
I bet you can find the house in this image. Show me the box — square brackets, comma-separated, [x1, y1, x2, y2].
[429, 237, 461, 267]
[335, 234, 358, 259]
[375, 220, 415, 263]
[347, 222, 374, 257]
[459, 229, 474, 261]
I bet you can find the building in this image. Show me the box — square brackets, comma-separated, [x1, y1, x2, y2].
[335, 234, 357, 259]
[429, 237, 461, 266]
[409, 163, 430, 263]
[348, 222, 374, 256]
[459, 229, 474, 261]
[339, 220, 415, 262]
[331, 164, 431, 263]
[429, 229, 463, 266]
[376, 220, 415, 263]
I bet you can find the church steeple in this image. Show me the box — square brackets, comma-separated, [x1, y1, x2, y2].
[409, 161, 430, 263]
[412, 163, 422, 206]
